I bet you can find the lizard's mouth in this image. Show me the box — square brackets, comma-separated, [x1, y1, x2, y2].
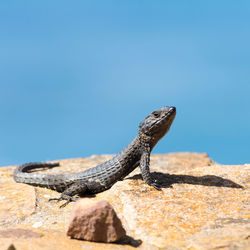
[157, 106, 176, 124]
[150, 106, 176, 133]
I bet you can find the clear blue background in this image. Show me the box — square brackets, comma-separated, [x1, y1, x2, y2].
[1, 1, 249, 166]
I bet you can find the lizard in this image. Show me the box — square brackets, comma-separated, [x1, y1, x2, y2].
[13, 106, 176, 207]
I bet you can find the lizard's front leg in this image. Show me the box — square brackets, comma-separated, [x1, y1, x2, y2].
[139, 151, 162, 190]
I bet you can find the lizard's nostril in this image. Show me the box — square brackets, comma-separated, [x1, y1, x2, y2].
[170, 107, 176, 112]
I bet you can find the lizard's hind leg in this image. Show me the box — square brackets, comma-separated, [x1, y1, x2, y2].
[49, 182, 87, 208]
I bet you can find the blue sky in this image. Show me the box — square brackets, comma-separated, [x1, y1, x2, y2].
[0, 1, 249, 166]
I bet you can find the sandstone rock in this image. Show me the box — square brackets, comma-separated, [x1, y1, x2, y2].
[0, 228, 43, 238]
[6, 244, 16, 250]
[0, 153, 249, 249]
[67, 199, 126, 242]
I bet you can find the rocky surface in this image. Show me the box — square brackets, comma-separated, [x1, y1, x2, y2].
[0, 153, 249, 249]
[67, 199, 126, 242]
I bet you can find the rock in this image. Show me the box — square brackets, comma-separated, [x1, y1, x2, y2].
[67, 199, 126, 242]
[7, 244, 16, 250]
[0, 153, 249, 249]
[0, 228, 43, 238]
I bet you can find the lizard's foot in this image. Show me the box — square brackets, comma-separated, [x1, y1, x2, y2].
[49, 195, 79, 208]
[59, 196, 79, 208]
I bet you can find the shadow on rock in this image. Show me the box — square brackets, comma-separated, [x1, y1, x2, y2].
[116, 235, 142, 247]
[128, 172, 244, 189]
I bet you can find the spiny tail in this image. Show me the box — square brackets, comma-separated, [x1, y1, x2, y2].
[14, 162, 59, 175]
[13, 162, 68, 192]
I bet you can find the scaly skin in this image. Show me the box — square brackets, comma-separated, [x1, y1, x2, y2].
[14, 106, 176, 207]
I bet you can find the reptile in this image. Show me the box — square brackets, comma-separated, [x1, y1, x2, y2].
[14, 106, 176, 207]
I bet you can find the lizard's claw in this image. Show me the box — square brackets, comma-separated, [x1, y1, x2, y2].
[149, 180, 162, 190]
[49, 195, 79, 208]
[49, 197, 63, 203]
[48, 197, 70, 208]
[59, 200, 71, 208]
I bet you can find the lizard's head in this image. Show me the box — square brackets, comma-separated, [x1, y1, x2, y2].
[139, 106, 176, 145]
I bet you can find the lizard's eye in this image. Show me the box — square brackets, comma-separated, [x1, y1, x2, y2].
[152, 111, 160, 118]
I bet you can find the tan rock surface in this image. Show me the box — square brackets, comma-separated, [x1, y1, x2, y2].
[0, 153, 249, 249]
